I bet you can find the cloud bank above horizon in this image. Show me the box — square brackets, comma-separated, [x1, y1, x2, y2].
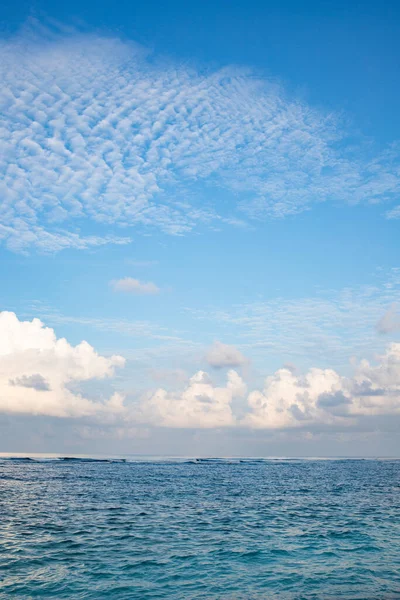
[1, 20, 400, 252]
[1, 311, 399, 434]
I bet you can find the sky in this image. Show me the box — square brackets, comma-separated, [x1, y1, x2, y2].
[0, 0, 400, 456]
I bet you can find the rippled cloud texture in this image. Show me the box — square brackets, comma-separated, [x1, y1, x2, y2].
[1, 22, 400, 252]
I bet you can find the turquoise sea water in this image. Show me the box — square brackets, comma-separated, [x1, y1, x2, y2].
[0, 456, 399, 599]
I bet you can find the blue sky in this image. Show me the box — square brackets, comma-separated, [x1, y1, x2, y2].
[0, 0, 400, 455]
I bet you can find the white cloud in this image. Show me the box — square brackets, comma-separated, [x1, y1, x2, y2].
[244, 343, 400, 429]
[137, 369, 246, 428]
[1, 21, 400, 251]
[244, 367, 346, 429]
[0, 311, 125, 417]
[111, 277, 160, 295]
[205, 340, 247, 368]
[133, 341, 400, 430]
[0, 309, 399, 432]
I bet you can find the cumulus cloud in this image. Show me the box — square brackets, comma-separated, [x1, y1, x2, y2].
[111, 277, 160, 295]
[131, 343, 400, 430]
[244, 343, 400, 429]
[0, 311, 125, 417]
[137, 369, 246, 428]
[244, 366, 344, 429]
[1, 310, 399, 433]
[376, 304, 400, 334]
[205, 341, 248, 369]
[1, 21, 400, 251]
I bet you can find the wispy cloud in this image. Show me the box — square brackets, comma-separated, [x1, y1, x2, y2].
[1, 20, 400, 251]
[386, 205, 400, 219]
[110, 277, 160, 295]
[0, 223, 131, 254]
[187, 269, 400, 369]
[26, 305, 181, 341]
[24, 269, 400, 372]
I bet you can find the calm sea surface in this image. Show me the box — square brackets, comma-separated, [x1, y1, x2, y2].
[0, 456, 399, 599]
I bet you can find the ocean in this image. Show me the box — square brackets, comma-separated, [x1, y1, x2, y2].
[0, 456, 399, 599]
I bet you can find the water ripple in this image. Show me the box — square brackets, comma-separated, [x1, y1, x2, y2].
[0, 459, 399, 599]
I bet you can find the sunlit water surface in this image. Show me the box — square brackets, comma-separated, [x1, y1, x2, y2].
[0, 456, 399, 599]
